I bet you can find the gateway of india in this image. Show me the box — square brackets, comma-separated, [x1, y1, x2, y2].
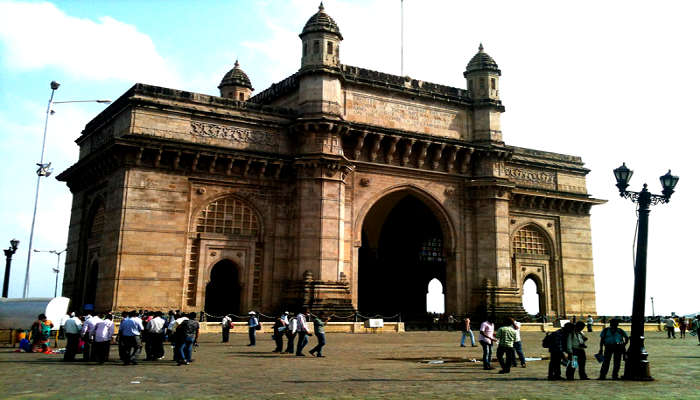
[58, 4, 604, 320]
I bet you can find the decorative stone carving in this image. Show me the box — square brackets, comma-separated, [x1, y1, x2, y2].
[190, 121, 278, 149]
[504, 166, 556, 190]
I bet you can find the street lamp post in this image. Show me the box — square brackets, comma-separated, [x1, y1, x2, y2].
[613, 162, 679, 381]
[650, 296, 655, 318]
[33, 248, 67, 297]
[22, 81, 110, 298]
[2, 239, 20, 297]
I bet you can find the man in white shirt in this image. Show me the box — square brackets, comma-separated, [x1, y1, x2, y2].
[295, 309, 312, 356]
[81, 314, 102, 362]
[511, 319, 526, 368]
[285, 312, 297, 354]
[247, 311, 259, 346]
[91, 314, 114, 364]
[665, 316, 676, 339]
[145, 311, 166, 360]
[222, 315, 233, 343]
[170, 313, 188, 362]
[63, 313, 82, 362]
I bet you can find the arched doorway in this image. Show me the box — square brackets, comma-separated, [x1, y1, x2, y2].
[358, 193, 447, 318]
[205, 259, 240, 317]
[426, 278, 445, 314]
[84, 261, 99, 310]
[522, 276, 540, 316]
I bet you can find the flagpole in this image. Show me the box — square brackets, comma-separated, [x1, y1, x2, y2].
[401, 0, 404, 76]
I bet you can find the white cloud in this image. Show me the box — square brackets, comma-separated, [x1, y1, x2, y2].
[0, 1, 180, 87]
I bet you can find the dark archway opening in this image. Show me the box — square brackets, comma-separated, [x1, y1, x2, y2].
[84, 261, 98, 311]
[358, 194, 446, 320]
[205, 259, 240, 317]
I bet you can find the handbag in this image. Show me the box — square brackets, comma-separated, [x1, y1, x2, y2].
[255, 323, 262, 331]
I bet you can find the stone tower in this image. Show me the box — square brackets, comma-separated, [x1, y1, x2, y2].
[297, 2, 343, 116]
[218, 60, 254, 101]
[464, 44, 504, 144]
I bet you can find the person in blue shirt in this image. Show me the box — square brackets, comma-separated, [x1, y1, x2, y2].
[247, 311, 259, 346]
[118, 311, 144, 365]
[597, 319, 628, 380]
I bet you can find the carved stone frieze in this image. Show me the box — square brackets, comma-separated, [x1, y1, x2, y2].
[190, 121, 279, 149]
[504, 165, 556, 190]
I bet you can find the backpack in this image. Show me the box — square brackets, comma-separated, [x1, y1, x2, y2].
[542, 332, 553, 348]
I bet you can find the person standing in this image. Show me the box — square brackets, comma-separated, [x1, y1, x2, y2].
[478, 317, 497, 370]
[145, 311, 166, 360]
[295, 309, 312, 356]
[30, 314, 53, 353]
[511, 319, 526, 368]
[222, 314, 233, 343]
[170, 313, 189, 363]
[247, 311, 259, 346]
[586, 315, 594, 332]
[494, 321, 517, 374]
[81, 313, 102, 361]
[460, 316, 476, 347]
[285, 312, 298, 354]
[547, 323, 573, 380]
[118, 311, 144, 365]
[176, 312, 199, 365]
[63, 312, 82, 362]
[309, 312, 330, 357]
[664, 316, 676, 339]
[597, 319, 628, 380]
[692, 315, 700, 345]
[92, 314, 114, 364]
[565, 321, 589, 380]
[678, 317, 687, 339]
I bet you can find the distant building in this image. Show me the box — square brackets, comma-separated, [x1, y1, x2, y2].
[57, 4, 604, 319]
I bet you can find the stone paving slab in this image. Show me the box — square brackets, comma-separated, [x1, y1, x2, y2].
[0, 331, 697, 399]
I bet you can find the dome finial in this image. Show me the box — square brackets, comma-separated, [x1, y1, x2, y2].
[319, 2, 324, 12]
[478, 43, 484, 52]
[234, 59, 240, 68]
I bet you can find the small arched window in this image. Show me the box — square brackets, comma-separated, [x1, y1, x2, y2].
[196, 196, 259, 236]
[491, 78, 496, 89]
[303, 42, 307, 56]
[313, 40, 320, 54]
[239, 92, 245, 101]
[327, 41, 333, 55]
[513, 225, 549, 255]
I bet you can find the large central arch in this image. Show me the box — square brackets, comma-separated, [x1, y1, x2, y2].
[356, 187, 455, 319]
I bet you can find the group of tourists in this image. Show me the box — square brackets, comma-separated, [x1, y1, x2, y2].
[223, 309, 331, 357]
[476, 317, 527, 374]
[663, 315, 699, 341]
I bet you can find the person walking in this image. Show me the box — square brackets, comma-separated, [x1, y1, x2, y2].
[547, 322, 573, 380]
[511, 319, 526, 368]
[285, 312, 297, 354]
[478, 317, 497, 370]
[62, 312, 82, 362]
[309, 312, 330, 357]
[92, 314, 114, 364]
[597, 318, 628, 380]
[295, 309, 312, 356]
[460, 316, 476, 347]
[118, 311, 144, 365]
[664, 316, 676, 339]
[170, 313, 189, 363]
[222, 314, 233, 343]
[272, 313, 288, 353]
[145, 311, 166, 360]
[565, 321, 589, 380]
[247, 311, 259, 346]
[81, 314, 101, 361]
[693, 315, 700, 345]
[175, 312, 199, 365]
[494, 320, 517, 374]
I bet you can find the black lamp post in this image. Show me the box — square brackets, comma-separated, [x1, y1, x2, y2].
[3, 239, 20, 298]
[613, 162, 679, 381]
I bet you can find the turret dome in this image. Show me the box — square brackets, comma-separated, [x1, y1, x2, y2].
[300, 2, 343, 40]
[465, 43, 500, 75]
[219, 60, 253, 90]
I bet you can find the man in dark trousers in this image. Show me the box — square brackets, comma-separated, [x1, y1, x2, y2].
[547, 322, 574, 380]
[597, 318, 628, 380]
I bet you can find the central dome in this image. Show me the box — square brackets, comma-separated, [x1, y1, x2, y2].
[300, 2, 343, 40]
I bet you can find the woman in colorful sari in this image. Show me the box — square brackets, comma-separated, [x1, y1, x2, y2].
[30, 314, 53, 353]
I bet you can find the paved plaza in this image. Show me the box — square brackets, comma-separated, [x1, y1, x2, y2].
[0, 330, 698, 399]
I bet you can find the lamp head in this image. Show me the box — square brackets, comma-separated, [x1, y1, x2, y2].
[50, 81, 60, 90]
[613, 162, 633, 195]
[659, 169, 679, 200]
[10, 239, 19, 251]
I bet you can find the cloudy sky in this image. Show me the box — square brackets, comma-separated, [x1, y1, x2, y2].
[0, 0, 697, 316]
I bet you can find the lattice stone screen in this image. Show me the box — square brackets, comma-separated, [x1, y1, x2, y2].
[512, 226, 549, 255]
[195, 197, 259, 236]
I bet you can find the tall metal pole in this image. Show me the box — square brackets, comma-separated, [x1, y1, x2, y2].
[623, 186, 652, 381]
[23, 82, 58, 298]
[650, 296, 655, 317]
[52, 250, 64, 297]
[400, 0, 404, 76]
[3, 250, 13, 297]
